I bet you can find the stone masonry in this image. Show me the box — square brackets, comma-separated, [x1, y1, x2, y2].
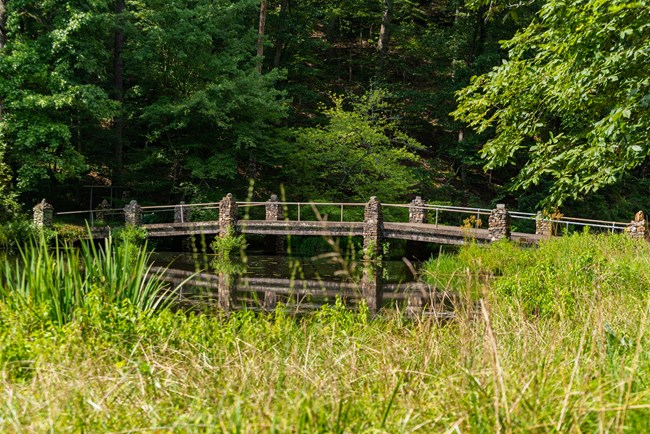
[625, 211, 650, 241]
[219, 193, 238, 237]
[174, 201, 190, 223]
[95, 199, 110, 222]
[536, 211, 552, 237]
[265, 194, 283, 220]
[488, 204, 511, 242]
[409, 196, 427, 224]
[33, 199, 53, 229]
[265, 194, 285, 253]
[361, 265, 382, 313]
[124, 200, 142, 226]
[363, 196, 383, 258]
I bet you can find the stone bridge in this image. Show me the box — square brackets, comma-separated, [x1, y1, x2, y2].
[37, 193, 643, 254]
[34, 195, 647, 313]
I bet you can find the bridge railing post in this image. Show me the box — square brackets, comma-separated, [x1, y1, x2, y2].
[536, 211, 552, 237]
[218, 193, 238, 237]
[124, 200, 142, 226]
[362, 197, 384, 313]
[625, 211, 650, 241]
[265, 194, 285, 254]
[174, 201, 190, 223]
[33, 199, 54, 229]
[409, 196, 427, 224]
[95, 199, 110, 223]
[488, 204, 511, 242]
[363, 196, 384, 258]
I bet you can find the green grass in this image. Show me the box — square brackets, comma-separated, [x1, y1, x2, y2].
[1, 233, 650, 432]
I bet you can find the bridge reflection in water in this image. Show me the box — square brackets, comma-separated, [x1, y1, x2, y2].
[150, 265, 460, 318]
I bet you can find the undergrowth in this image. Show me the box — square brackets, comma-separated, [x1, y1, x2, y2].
[1, 232, 649, 432]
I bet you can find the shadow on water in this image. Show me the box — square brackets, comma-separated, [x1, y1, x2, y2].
[150, 250, 460, 319]
[152, 250, 418, 283]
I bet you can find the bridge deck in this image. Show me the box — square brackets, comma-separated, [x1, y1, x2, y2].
[91, 219, 547, 246]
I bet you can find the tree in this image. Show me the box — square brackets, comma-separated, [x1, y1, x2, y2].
[0, 0, 16, 218]
[454, 0, 650, 206]
[0, 0, 6, 50]
[123, 0, 287, 198]
[0, 0, 117, 194]
[292, 89, 423, 201]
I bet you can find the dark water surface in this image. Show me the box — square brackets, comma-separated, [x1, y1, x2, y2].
[152, 251, 419, 284]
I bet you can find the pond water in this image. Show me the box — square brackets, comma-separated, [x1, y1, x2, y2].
[152, 251, 420, 284]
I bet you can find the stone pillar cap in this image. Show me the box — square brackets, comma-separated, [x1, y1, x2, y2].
[496, 204, 506, 209]
[33, 199, 53, 210]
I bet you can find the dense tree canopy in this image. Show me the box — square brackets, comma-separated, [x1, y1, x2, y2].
[454, 0, 650, 206]
[294, 89, 423, 202]
[2, 0, 645, 219]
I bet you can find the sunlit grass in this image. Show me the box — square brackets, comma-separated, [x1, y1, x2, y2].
[1, 233, 650, 432]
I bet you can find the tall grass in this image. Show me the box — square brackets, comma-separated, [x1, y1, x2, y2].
[1, 233, 650, 431]
[0, 235, 172, 325]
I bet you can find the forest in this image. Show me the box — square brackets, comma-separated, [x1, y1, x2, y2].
[0, 0, 647, 219]
[2, 2, 650, 432]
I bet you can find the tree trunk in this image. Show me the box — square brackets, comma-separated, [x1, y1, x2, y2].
[377, 0, 392, 78]
[256, 0, 267, 74]
[113, 0, 125, 184]
[466, 5, 487, 66]
[272, 0, 289, 68]
[0, 0, 6, 121]
[0, 0, 6, 51]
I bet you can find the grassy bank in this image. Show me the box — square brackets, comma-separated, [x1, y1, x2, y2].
[1, 233, 650, 432]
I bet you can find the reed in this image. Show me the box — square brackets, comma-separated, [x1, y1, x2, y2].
[0, 234, 171, 325]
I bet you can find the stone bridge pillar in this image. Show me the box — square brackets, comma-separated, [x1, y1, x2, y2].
[265, 194, 285, 254]
[33, 199, 53, 229]
[362, 197, 384, 314]
[174, 201, 190, 223]
[409, 196, 427, 224]
[361, 265, 383, 314]
[536, 211, 552, 237]
[218, 193, 238, 237]
[625, 211, 650, 241]
[218, 273, 232, 312]
[406, 196, 428, 259]
[124, 200, 142, 226]
[488, 204, 511, 242]
[95, 199, 110, 223]
[363, 196, 383, 258]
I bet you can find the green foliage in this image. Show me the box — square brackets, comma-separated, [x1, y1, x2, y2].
[53, 223, 86, 243]
[0, 234, 172, 326]
[423, 232, 650, 318]
[124, 0, 288, 193]
[292, 89, 424, 202]
[454, 0, 650, 206]
[1, 238, 650, 431]
[113, 225, 148, 246]
[210, 226, 247, 274]
[0, 0, 116, 192]
[0, 218, 36, 250]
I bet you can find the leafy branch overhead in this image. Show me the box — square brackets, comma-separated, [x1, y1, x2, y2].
[454, 0, 650, 206]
